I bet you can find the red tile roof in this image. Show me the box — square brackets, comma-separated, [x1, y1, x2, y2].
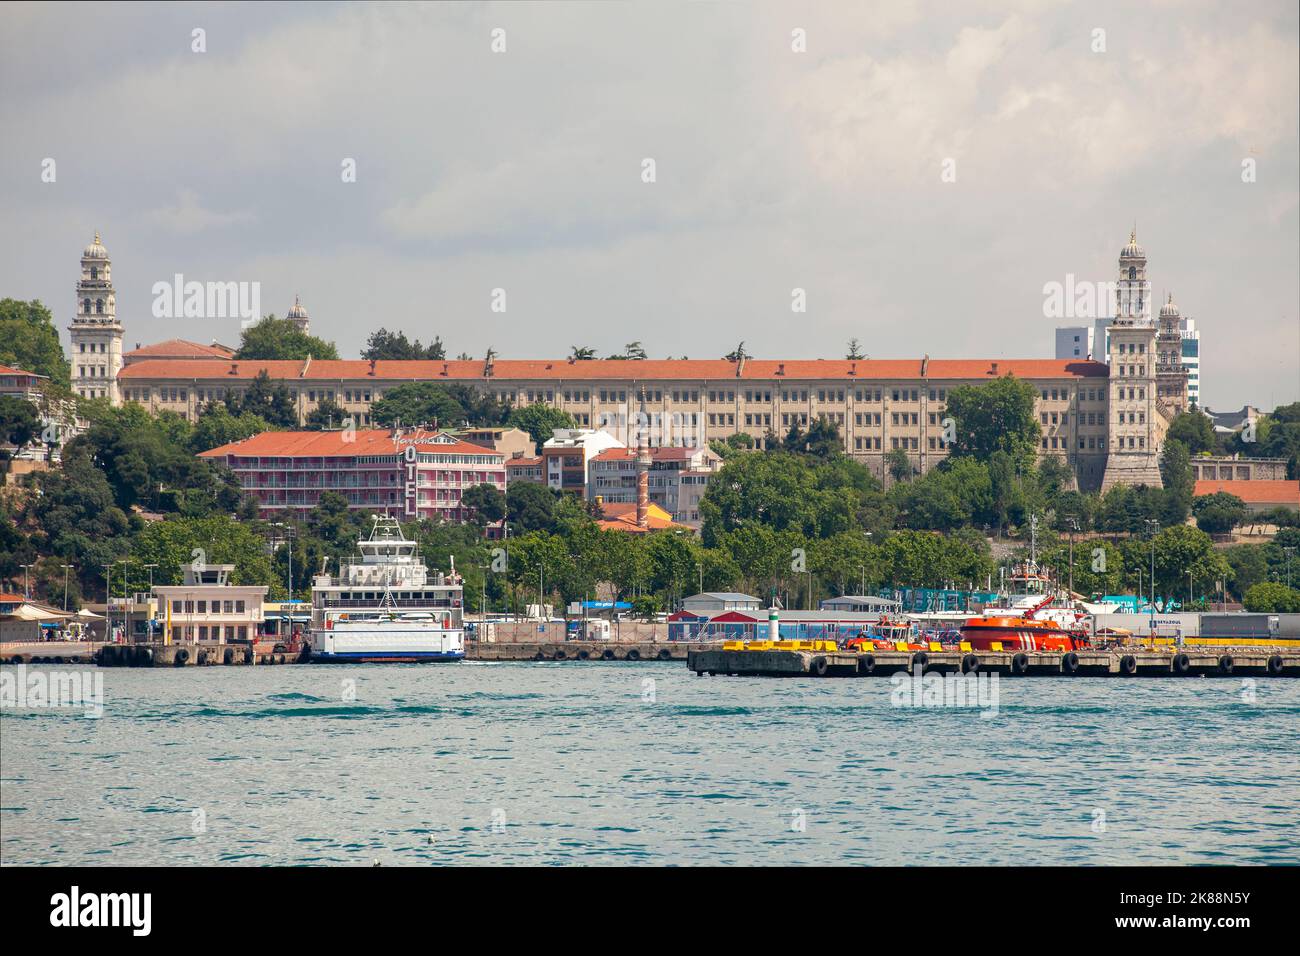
[120, 357, 1107, 382]
[124, 339, 236, 359]
[591, 446, 700, 462]
[0, 365, 47, 379]
[198, 429, 503, 460]
[596, 501, 685, 532]
[1193, 480, 1300, 506]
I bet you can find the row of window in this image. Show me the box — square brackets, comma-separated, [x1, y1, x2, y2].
[171, 599, 248, 614]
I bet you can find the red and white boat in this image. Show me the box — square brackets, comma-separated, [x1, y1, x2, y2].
[960, 562, 1091, 652]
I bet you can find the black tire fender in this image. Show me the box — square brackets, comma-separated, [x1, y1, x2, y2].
[1119, 654, 1137, 676]
[1061, 652, 1079, 674]
[961, 654, 980, 674]
[1011, 652, 1030, 675]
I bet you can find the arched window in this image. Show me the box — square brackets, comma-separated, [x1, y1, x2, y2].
[95, 299, 104, 314]
[90, 267, 98, 280]
[1128, 267, 1136, 280]
[83, 298, 91, 314]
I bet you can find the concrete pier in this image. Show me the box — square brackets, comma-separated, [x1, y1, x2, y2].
[687, 647, 1300, 678]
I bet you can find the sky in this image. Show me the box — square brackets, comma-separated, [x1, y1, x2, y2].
[1, 0, 1297, 411]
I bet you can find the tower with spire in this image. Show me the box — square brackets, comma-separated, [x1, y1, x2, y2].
[68, 232, 124, 404]
[1155, 293, 1189, 415]
[286, 295, 310, 334]
[1101, 227, 1163, 491]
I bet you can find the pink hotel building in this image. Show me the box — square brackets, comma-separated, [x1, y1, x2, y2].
[200, 428, 507, 534]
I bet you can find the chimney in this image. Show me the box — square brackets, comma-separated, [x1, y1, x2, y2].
[776, 362, 785, 376]
[636, 388, 651, 529]
[920, 354, 929, 377]
[990, 361, 999, 375]
[368, 358, 377, 376]
[228, 362, 239, 376]
[735, 355, 746, 377]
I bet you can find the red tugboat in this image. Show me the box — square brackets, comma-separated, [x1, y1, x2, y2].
[960, 594, 1090, 652]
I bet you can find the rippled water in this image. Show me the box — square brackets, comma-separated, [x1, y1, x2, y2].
[2, 662, 1298, 865]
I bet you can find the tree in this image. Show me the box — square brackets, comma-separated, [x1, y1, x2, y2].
[462, 483, 506, 528]
[608, 342, 648, 360]
[1165, 411, 1217, 455]
[362, 328, 445, 361]
[190, 405, 271, 453]
[1242, 581, 1300, 612]
[1159, 439, 1194, 524]
[235, 315, 339, 361]
[845, 338, 865, 360]
[0, 299, 71, 389]
[507, 482, 560, 534]
[944, 375, 1040, 470]
[370, 382, 508, 429]
[507, 402, 577, 445]
[886, 447, 913, 484]
[226, 370, 298, 427]
[0, 396, 39, 447]
[1192, 492, 1249, 534]
[699, 449, 878, 546]
[304, 397, 348, 430]
[723, 342, 749, 363]
[569, 346, 596, 361]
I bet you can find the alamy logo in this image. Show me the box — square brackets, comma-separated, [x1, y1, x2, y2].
[49, 886, 151, 936]
[0, 665, 103, 718]
[889, 670, 999, 719]
[151, 274, 261, 327]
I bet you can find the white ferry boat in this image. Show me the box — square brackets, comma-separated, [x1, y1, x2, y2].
[308, 517, 464, 662]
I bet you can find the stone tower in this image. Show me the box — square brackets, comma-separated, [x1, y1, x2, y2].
[1155, 293, 1189, 416]
[1101, 230, 1163, 490]
[68, 232, 124, 404]
[286, 295, 310, 334]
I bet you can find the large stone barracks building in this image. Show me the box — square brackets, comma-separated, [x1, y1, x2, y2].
[76, 230, 1186, 493]
[117, 353, 1157, 492]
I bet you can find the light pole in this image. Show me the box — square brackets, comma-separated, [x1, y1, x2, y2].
[1065, 516, 1079, 597]
[62, 564, 73, 612]
[1188, 570, 1194, 608]
[1285, 547, 1296, 589]
[1144, 519, 1159, 609]
[102, 563, 113, 641]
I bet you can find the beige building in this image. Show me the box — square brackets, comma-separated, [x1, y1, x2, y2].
[153, 564, 266, 644]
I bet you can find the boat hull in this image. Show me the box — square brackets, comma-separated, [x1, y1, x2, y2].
[960, 618, 1087, 652]
[309, 625, 465, 663]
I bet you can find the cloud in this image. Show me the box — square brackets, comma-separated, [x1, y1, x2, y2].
[144, 189, 256, 234]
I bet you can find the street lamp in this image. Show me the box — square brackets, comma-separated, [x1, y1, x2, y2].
[61, 564, 73, 612]
[1144, 519, 1159, 609]
[20, 563, 35, 600]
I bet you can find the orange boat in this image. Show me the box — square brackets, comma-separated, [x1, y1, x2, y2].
[959, 615, 1087, 652]
[959, 595, 1091, 652]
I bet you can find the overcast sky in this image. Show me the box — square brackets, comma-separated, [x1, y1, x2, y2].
[2, 0, 1296, 410]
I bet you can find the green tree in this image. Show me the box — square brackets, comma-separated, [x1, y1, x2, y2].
[0, 395, 39, 447]
[507, 482, 560, 534]
[1166, 411, 1217, 455]
[235, 315, 340, 361]
[0, 299, 71, 388]
[462, 483, 507, 528]
[569, 346, 596, 361]
[362, 328, 446, 361]
[886, 447, 913, 484]
[1242, 581, 1300, 612]
[304, 396, 348, 430]
[944, 375, 1041, 470]
[1159, 439, 1194, 524]
[190, 405, 271, 453]
[370, 382, 508, 429]
[226, 370, 298, 427]
[507, 402, 577, 444]
[1192, 492, 1249, 534]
